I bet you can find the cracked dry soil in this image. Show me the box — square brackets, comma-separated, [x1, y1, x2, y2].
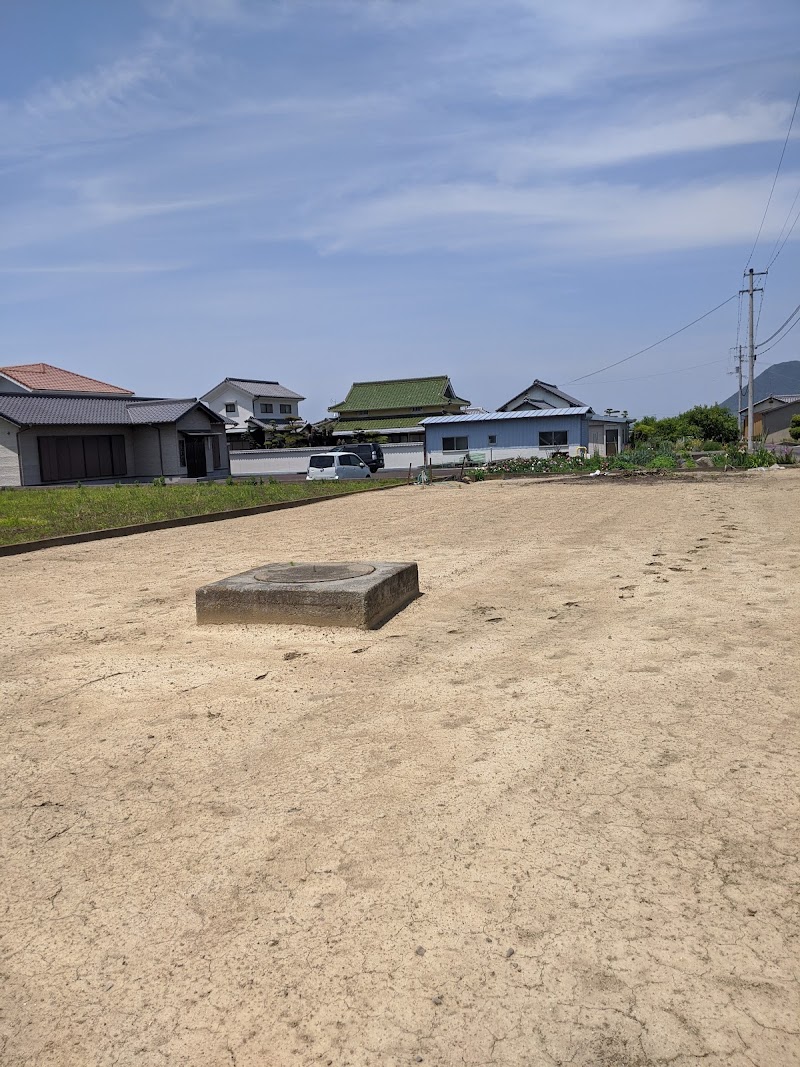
[1, 472, 799, 1067]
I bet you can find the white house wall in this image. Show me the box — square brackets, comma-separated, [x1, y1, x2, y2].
[230, 441, 423, 475]
[202, 385, 301, 433]
[0, 417, 21, 485]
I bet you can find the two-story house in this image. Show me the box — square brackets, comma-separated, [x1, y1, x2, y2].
[200, 377, 305, 449]
[498, 379, 630, 456]
[328, 376, 470, 444]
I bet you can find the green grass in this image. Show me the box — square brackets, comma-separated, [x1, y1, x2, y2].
[0, 479, 399, 547]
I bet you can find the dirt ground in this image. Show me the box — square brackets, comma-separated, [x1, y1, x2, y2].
[1, 471, 799, 1067]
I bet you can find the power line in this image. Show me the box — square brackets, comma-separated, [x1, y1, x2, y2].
[585, 358, 726, 386]
[756, 297, 800, 348]
[766, 200, 800, 268]
[567, 294, 738, 385]
[755, 310, 800, 356]
[744, 83, 800, 270]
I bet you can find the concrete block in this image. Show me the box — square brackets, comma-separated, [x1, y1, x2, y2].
[196, 561, 419, 630]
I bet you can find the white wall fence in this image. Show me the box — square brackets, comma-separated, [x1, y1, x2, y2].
[230, 442, 425, 475]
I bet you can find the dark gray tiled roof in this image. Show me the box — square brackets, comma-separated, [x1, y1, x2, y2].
[0, 393, 223, 428]
[224, 378, 305, 400]
[127, 399, 200, 423]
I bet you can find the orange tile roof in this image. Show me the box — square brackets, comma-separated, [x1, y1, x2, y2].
[0, 362, 133, 395]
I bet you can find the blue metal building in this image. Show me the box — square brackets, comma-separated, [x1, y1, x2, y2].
[421, 407, 592, 464]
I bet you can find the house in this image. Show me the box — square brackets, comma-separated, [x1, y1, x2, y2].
[0, 393, 229, 486]
[0, 362, 133, 396]
[201, 378, 305, 449]
[741, 394, 800, 444]
[329, 376, 470, 443]
[499, 379, 630, 456]
[498, 379, 585, 412]
[422, 407, 592, 464]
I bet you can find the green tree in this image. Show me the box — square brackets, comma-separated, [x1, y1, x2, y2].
[790, 415, 800, 442]
[676, 405, 738, 443]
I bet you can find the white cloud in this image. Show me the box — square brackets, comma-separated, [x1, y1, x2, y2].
[496, 100, 795, 175]
[300, 174, 800, 257]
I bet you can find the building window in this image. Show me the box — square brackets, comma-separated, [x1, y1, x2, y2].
[179, 439, 186, 466]
[539, 431, 568, 447]
[260, 403, 273, 414]
[279, 403, 292, 414]
[442, 435, 469, 451]
[488, 434, 497, 444]
[225, 403, 236, 414]
[211, 434, 221, 469]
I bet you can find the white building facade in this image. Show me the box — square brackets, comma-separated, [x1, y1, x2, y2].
[200, 378, 305, 449]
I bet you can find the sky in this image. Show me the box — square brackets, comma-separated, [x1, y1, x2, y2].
[1, 0, 800, 420]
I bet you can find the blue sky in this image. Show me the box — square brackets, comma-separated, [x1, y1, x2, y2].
[1, 0, 800, 418]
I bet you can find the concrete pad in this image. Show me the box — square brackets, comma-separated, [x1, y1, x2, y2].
[196, 561, 419, 629]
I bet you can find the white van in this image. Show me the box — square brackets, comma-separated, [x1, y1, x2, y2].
[306, 452, 371, 481]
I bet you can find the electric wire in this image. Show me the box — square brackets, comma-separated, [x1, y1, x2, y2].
[587, 358, 726, 386]
[766, 201, 800, 268]
[754, 311, 800, 356]
[744, 83, 800, 270]
[567, 293, 738, 385]
[756, 298, 800, 348]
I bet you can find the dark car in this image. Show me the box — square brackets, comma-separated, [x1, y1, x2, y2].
[337, 442, 385, 473]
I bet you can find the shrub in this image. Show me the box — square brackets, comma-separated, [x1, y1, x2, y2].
[790, 415, 800, 442]
[702, 440, 724, 452]
[649, 454, 676, 470]
[152, 476, 166, 487]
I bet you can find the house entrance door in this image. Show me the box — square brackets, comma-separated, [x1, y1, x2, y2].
[605, 428, 619, 456]
[185, 436, 207, 477]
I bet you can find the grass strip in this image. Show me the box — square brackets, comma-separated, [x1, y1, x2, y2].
[0, 480, 400, 547]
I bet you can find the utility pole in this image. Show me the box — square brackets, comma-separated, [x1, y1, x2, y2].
[740, 268, 767, 452]
[736, 345, 744, 436]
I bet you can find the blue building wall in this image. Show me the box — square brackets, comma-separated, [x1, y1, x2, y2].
[424, 414, 589, 461]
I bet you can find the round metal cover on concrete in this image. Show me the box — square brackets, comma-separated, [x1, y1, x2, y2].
[253, 563, 377, 584]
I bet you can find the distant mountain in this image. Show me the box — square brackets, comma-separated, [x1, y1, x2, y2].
[719, 360, 800, 413]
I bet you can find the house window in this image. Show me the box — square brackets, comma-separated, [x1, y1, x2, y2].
[179, 439, 186, 466]
[225, 403, 236, 414]
[442, 435, 469, 452]
[488, 435, 497, 444]
[539, 431, 569, 447]
[279, 403, 292, 414]
[211, 434, 221, 469]
[260, 403, 273, 414]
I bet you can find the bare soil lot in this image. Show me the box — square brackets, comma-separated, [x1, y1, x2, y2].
[1, 472, 799, 1067]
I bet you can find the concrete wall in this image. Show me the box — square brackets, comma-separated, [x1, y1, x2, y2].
[424, 415, 589, 464]
[0, 417, 21, 485]
[230, 441, 424, 475]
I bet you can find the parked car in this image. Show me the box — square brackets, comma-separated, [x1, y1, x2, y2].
[335, 442, 384, 473]
[307, 452, 371, 481]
